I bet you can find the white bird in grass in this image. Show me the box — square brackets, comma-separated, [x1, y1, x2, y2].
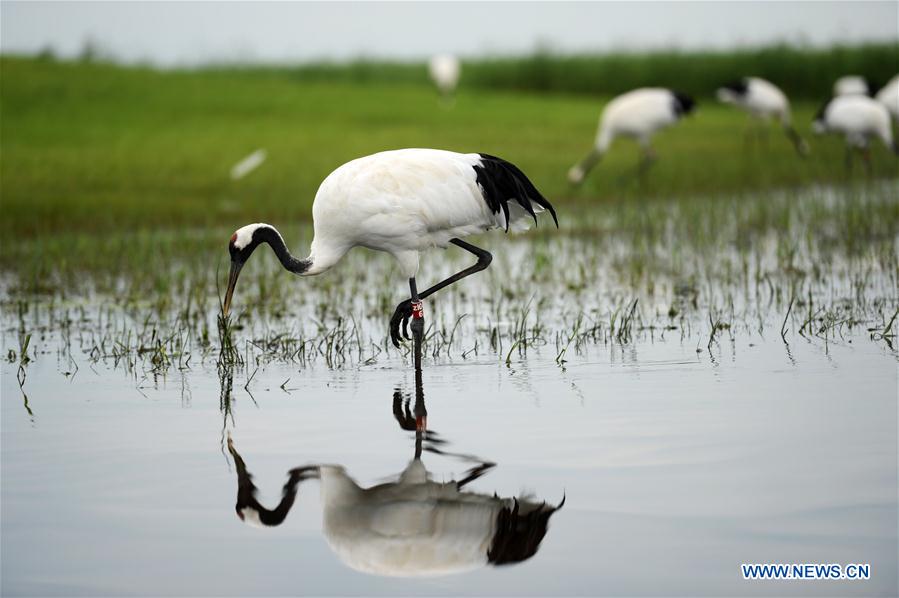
[812, 95, 898, 170]
[716, 77, 809, 156]
[222, 149, 557, 348]
[429, 54, 461, 100]
[874, 74, 899, 121]
[568, 87, 696, 185]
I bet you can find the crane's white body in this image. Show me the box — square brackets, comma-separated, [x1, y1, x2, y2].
[429, 54, 461, 96]
[233, 149, 548, 279]
[568, 88, 691, 184]
[592, 87, 684, 151]
[813, 95, 894, 150]
[312, 149, 543, 277]
[834, 75, 870, 97]
[874, 74, 899, 121]
[717, 77, 793, 123]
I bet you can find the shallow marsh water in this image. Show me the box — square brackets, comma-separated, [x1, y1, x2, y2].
[2, 184, 897, 596]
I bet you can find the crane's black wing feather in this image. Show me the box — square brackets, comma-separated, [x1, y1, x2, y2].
[473, 154, 558, 232]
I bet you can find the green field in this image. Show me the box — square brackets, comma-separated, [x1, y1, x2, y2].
[2, 54, 897, 243]
[0, 50, 896, 376]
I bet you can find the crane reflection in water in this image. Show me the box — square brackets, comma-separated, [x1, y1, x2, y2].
[225, 369, 564, 577]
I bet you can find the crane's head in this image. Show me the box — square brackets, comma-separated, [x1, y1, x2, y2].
[223, 223, 271, 316]
[716, 79, 748, 104]
[716, 88, 736, 104]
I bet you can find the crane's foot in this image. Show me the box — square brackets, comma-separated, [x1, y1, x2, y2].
[390, 298, 426, 349]
[390, 299, 426, 348]
[389, 299, 413, 347]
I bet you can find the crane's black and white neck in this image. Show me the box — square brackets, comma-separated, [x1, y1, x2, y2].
[228, 435, 318, 528]
[230, 224, 312, 274]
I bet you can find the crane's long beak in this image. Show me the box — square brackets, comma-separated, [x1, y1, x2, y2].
[223, 260, 243, 316]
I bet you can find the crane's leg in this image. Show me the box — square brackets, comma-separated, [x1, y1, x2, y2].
[393, 384, 428, 437]
[744, 115, 761, 153]
[758, 123, 770, 149]
[455, 462, 497, 489]
[408, 277, 425, 347]
[638, 141, 657, 177]
[568, 148, 601, 186]
[783, 125, 809, 157]
[389, 239, 493, 348]
[407, 276, 426, 430]
[861, 146, 873, 176]
[413, 355, 427, 437]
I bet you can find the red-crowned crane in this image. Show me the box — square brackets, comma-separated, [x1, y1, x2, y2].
[222, 149, 557, 349]
[568, 87, 695, 185]
[716, 77, 809, 156]
[812, 95, 898, 171]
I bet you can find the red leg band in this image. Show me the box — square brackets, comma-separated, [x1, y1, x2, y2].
[411, 300, 424, 320]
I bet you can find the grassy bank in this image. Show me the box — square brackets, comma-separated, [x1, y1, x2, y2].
[1, 54, 898, 240]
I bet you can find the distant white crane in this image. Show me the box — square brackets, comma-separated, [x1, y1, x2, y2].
[429, 54, 461, 99]
[568, 88, 696, 185]
[833, 75, 870, 97]
[222, 149, 556, 348]
[874, 74, 899, 121]
[716, 77, 809, 156]
[812, 95, 898, 170]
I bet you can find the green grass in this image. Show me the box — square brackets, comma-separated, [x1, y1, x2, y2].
[2, 55, 897, 241]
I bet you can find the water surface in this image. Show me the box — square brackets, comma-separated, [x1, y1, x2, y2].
[2, 183, 897, 595]
[2, 335, 896, 596]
